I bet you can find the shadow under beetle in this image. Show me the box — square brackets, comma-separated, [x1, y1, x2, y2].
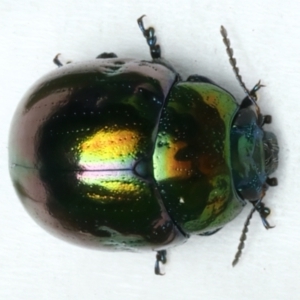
[9, 16, 279, 275]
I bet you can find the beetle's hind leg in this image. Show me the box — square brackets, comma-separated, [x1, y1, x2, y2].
[53, 54, 63, 67]
[154, 250, 167, 275]
[137, 15, 161, 59]
[53, 54, 72, 67]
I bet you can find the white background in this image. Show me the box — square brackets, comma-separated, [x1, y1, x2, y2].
[1, 1, 298, 299]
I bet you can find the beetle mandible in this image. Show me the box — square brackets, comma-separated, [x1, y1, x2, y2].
[9, 16, 279, 275]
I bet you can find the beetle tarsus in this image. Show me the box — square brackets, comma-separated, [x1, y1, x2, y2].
[249, 80, 265, 101]
[53, 53, 63, 67]
[137, 15, 161, 59]
[154, 250, 167, 275]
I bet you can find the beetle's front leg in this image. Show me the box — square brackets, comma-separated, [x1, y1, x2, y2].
[249, 80, 265, 100]
[154, 250, 167, 275]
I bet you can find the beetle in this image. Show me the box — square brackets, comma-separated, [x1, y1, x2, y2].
[9, 16, 279, 275]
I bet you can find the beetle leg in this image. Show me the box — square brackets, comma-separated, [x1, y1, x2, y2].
[137, 15, 161, 59]
[253, 201, 275, 229]
[154, 250, 167, 275]
[249, 80, 266, 101]
[53, 53, 63, 67]
[53, 54, 72, 67]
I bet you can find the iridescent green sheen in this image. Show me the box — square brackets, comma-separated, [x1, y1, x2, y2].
[9, 58, 278, 252]
[9, 59, 186, 250]
[153, 82, 244, 234]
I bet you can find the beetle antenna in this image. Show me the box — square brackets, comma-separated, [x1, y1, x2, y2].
[232, 206, 256, 267]
[220, 26, 255, 100]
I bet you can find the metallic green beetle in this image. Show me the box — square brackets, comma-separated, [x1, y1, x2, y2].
[9, 16, 279, 275]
